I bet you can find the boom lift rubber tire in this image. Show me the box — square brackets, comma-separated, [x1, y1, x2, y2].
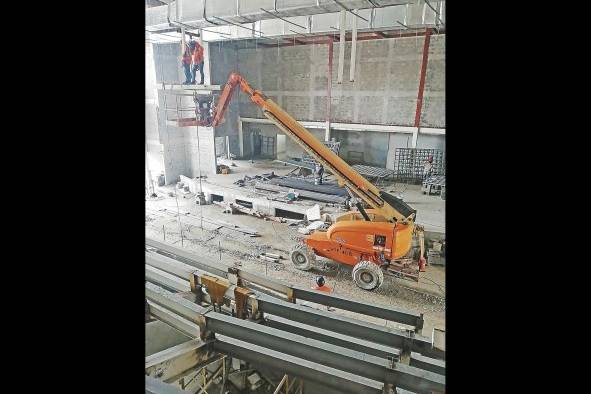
[290, 244, 315, 271]
[352, 261, 384, 290]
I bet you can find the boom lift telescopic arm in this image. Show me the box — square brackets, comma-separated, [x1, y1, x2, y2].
[207, 73, 416, 225]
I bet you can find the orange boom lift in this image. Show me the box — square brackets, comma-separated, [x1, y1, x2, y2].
[202, 73, 426, 291]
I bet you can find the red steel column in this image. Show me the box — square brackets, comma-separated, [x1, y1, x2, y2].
[414, 28, 432, 128]
[326, 37, 334, 141]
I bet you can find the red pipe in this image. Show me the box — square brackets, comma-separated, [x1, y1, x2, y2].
[327, 37, 333, 133]
[414, 28, 432, 128]
[257, 29, 442, 48]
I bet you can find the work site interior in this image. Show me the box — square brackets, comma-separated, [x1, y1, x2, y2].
[145, 1, 445, 393]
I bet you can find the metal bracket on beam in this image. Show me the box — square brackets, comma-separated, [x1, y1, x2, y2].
[286, 287, 296, 304]
[201, 275, 231, 311]
[249, 295, 260, 319]
[416, 313, 424, 335]
[234, 286, 253, 319]
[227, 267, 240, 286]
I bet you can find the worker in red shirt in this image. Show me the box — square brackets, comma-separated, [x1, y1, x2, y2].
[313, 276, 332, 293]
[188, 37, 205, 85]
[181, 45, 192, 85]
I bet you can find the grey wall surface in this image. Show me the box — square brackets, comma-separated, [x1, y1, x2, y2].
[205, 35, 445, 165]
[225, 35, 445, 127]
[210, 42, 241, 156]
[146, 43, 165, 180]
[147, 42, 222, 183]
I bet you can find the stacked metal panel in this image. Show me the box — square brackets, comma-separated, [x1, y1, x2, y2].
[394, 148, 445, 184]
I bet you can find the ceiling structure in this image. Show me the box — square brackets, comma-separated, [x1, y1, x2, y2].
[146, 0, 445, 45]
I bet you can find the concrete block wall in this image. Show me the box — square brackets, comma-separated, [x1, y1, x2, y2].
[204, 34, 444, 167]
[210, 42, 241, 157]
[227, 36, 445, 128]
[146, 43, 165, 181]
[147, 42, 223, 184]
[183, 126, 217, 177]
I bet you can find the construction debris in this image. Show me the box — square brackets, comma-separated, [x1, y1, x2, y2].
[234, 172, 279, 187]
[213, 200, 286, 223]
[258, 254, 279, 263]
[217, 164, 231, 174]
[297, 220, 327, 235]
[261, 252, 282, 260]
[268, 177, 348, 196]
[255, 182, 348, 204]
[306, 204, 321, 221]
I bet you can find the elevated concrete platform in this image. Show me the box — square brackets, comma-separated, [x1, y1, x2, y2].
[166, 118, 199, 127]
[158, 83, 221, 96]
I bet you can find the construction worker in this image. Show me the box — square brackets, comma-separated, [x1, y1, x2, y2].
[313, 276, 332, 293]
[423, 155, 434, 180]
[181, 46, 192, 85]
[314, 163, 324, 185]
[189, 37, 205, 85]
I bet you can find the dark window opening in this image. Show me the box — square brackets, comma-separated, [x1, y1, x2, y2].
[275, 208, 305, 220]
[374, 235, 386, 246]
[211, 194, 224, 203]
[235, 199, 253, 209]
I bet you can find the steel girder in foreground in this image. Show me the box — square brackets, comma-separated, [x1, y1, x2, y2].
[146, 282, 445, 393]
[214, 335, 383, 394]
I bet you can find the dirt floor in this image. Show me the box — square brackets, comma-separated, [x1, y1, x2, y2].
[146, 160, 445, 335]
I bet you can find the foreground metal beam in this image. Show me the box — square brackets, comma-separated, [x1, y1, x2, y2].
[146, 340, 209, 383]
[255, 293, 443, 360]
[214, 335, 383, 394]
[147, 283, 444, 393]
[146, 265, 191, 293]
[146, 251, 198, 280]
[147, 301, 201, 339]
[208, 312, 444, 392]
[410, 352, 446, 376]
[146, 239, 228, 279]
[264, 314, 401, 360]
[291, 285, 423, 331]
[146, 376, 191, 394]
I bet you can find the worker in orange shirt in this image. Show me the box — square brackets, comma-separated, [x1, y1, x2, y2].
[181, 46, 192, 85]
[312, 276, 335, 311]
[313, 276, 332, 293]
[188, 37, 205, 85]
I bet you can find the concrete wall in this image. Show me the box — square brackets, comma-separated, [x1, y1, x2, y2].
[146, 43, 165, 181]
[148, 42, 221, 183]
[210, 42, 241, 157]
[230, 35, 445, 127]
[206, 34, 444, 166]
